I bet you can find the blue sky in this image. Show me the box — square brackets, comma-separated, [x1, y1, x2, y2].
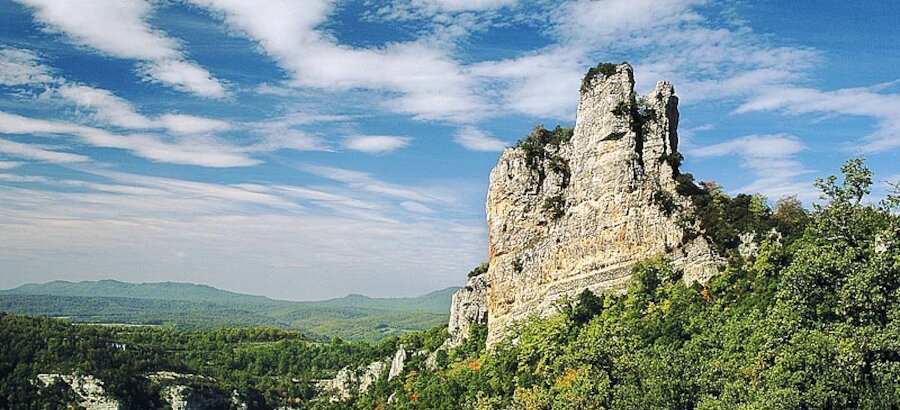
[0, 0, 897, 300]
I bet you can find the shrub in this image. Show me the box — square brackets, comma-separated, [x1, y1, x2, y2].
[467, 262, 489, 278]
[543, 195, 567, 220]
[581, 62, 619, 94]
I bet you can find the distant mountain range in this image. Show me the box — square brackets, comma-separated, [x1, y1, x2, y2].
[0, 280, 459, 342]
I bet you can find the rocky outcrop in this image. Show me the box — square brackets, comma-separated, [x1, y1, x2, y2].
[447, 272, 488, 345]
[317, 361, 386, 402]
[163, 385, 224, 410]
[36, 373, 121, 410]
[388, 345, 408, 381]
[149, 371, 240, 410]
[482, 63, 721, 345]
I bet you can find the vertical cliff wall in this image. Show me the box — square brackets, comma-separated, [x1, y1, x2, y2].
[458, 63, 721, 345]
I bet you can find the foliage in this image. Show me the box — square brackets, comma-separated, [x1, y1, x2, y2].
[468, 262, 490, 278]
[514, 125, 573, 175]
[5, 159, 898, 409]
[651, 189, 679, 217]
[581, 62, 619, 93]
[340, 158, 900, 409]
[543, 194, 567, 220]
[0, 283, 457, 343]
[514, 124, 574, 221]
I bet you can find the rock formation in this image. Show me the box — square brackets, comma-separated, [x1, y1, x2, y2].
[36, 373, 121, 410]
[449, 63, 722, 346]
[388, 345, 408, 381]
[317, 361, 386, 402]
[446, 271, 488, 346]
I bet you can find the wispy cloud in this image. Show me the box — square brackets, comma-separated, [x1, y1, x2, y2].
[0, 111, 258, 167]
[688, 134, 817, 201]
[14, 0, 228, 98]
[191, 0, 488, 121]
[0, 47, 55, 86]
[343, 135, 411, 154]
[303, 164, 445, 204]
[453, 126, 507, 152]
[53, 83, 154, 128]
[736, 85, 900, 154]
[0, 137, 89, 163]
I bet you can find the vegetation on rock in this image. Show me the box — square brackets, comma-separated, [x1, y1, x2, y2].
[580, 62, 619, 94]
[340, 159, 900, 409]
[3, 159, 898, 409]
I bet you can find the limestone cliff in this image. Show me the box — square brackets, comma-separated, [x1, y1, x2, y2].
[446, 271, 488, 347]
[36, 373, 121, 410]
[454, 63, 721, 345]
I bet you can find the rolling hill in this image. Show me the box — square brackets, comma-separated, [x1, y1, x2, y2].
[0, 280, 459, 342]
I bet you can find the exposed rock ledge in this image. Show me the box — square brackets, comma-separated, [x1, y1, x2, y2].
[448, 63, 723, 346]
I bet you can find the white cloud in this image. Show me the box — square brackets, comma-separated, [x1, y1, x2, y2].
[690, 134, 805, 159]
[158, 114, 232, 135]
[0, 138, 89, 163]
[137, 59, 228, 99]
[453, 126, 507, 151]
[0, 167, 486, 298]
[15, 0, 228, 98]
[400, 200, 434, 214]
[0, 47, 54, 86]
[0, 111, 257, 167]
[390, 0, 516, 13]
[3, 49, 234, 136]
[192, 0, 487, 121]
[0, 173, 51, 183]
[55, 83, 154, 128]
[0, 161, 23, 169]
[736, 85, 900, 153]
[689, 134, 817, 201]
[302, 164, 447, 203]
[343, 135, 411, 154]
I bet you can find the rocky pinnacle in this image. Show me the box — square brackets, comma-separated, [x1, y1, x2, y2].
[449, 63, 722, 347]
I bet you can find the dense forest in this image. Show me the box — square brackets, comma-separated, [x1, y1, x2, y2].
[2, 159, 899, 409]
[345, 159, 900, 409]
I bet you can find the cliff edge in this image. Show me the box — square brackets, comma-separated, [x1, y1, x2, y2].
[450, 62, 722, 346]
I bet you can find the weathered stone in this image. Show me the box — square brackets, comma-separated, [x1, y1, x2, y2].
[388, 345, 407, 381]
[446, 271, 488, 345]
[483, 63, 722, 345]
[316, 361, 385, 402]
[36, 373, 121, 410]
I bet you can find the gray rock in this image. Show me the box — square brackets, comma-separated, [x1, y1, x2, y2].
[316, 361, 385, 402]
[447, 272, 488, 346]
[482, 63, 722, 345]
[36, 373, 121, 410]
[388, 345, 408, 381]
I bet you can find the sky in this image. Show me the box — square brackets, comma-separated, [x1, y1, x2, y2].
[0, 0, 898, 300]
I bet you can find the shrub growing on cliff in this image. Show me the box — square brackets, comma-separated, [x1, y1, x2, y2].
[581, 62, 619, 93]
[467, 262, 489, 278]
[345, 158, 900, 410]
[543, 194, 567, 220]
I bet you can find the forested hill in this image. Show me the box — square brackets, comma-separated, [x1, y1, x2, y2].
[0, 279, 277, 306]
[0, 279, 458, 314]
[304, 287, 458, 314]
[0, 280, 459, 342]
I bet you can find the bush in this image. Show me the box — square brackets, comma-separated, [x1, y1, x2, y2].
[581, 62, 620, 93]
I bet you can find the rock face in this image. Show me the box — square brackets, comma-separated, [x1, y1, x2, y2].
[388, 345, 408, 381]
[481, 63, 721, 345]
[446, 272, 488, 345]
[149, 371, 233, 410]
[36, 373, 121, 410]
[317, 361, 386, 402]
